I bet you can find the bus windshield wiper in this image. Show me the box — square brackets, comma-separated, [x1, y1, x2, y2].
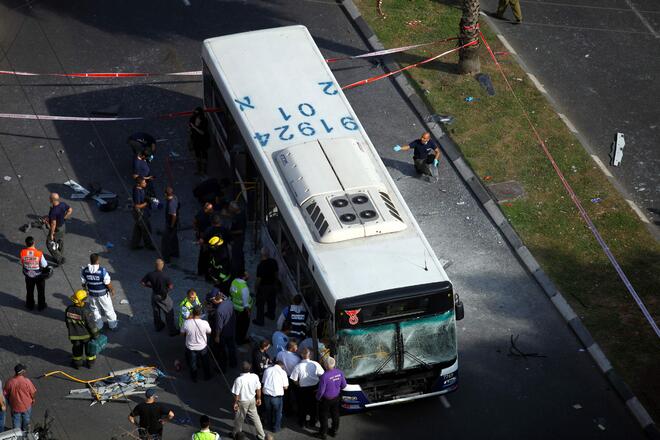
[373, 351, 395, 375]
[402, 350, 431, 369]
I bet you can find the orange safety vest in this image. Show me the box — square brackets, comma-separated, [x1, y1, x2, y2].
[20, 247, 43, 277]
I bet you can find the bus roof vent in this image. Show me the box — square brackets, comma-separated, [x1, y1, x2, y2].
[276, 138, 407, 243]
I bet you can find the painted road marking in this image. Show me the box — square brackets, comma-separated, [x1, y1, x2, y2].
[440, 396, 451, 409]
[557, 113, 578, 134]
[591, 154, 613, 178]
[624, 0, 660, 39]
[625, 199, 650, 224]
[527, 73, 547, 94]
[496, 34, 517, 55]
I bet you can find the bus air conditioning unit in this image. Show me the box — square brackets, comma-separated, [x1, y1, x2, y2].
[276, 138, 406, 244]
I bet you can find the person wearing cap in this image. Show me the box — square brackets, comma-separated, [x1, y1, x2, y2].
[3, 364, 36, 432]
[128, 389, 174, 440]
[231, 362, 265, 440]
[19, 236, 49, 311]
[192, 414, 219, 440]
[65, 290, 100, 369]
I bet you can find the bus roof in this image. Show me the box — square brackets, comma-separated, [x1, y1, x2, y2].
[203, 26, 450, 304]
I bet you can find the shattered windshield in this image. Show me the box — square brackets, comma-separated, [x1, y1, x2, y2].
[337, 323, 397, 379]
[400, 311, 456, 369]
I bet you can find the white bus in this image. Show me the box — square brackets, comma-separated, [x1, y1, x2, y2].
[201, 25, 462, 411]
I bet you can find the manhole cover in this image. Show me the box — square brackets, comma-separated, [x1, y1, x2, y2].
[488, 180, 525, 203]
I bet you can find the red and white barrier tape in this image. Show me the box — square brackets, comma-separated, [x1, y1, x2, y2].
[0, 108, 222, 122]
[341, 40, 477, 90]
[0, 70, 202, 78]
[0, 38, 462, 78]
[325, 37, 459, 62]
[478, 30, 659, 338]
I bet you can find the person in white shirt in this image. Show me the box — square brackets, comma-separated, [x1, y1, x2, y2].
[276, 341, 301, 418]
[290, 347, 324, 428]
[180, 306, 212, 382]
[261, 360, 289, 433]
[231, 362, 265, 440]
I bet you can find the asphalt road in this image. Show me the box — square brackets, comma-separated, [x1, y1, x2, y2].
[481, 0, 660, 227]
[0, 0, 646, 439]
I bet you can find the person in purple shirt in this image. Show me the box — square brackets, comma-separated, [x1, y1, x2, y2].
[315, 357, 346, 439]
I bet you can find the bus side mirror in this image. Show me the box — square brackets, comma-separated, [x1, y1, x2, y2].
[455, 293, 465, 321]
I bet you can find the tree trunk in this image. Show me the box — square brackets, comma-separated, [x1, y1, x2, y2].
[458, 0, 481, 74]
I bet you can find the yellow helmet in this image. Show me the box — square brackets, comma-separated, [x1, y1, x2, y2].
[71, 289, 88, 306]
[208, 236, 224, 247]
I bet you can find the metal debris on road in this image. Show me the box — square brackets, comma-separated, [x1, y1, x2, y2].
[573, 404, 583, 409]
[44, 366, 167, 406]
[3, 176, 11, 181]
[120, 299, 129, 305]
[425, 114, 455, 124]
[508, 334, 546, 359]
[610, 132, 625, 166]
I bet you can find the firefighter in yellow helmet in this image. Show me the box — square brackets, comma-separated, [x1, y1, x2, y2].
[208, 236, 231, 291]
[65, 290, 100, 369]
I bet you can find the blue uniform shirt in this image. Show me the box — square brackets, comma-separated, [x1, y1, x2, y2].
[48, 202, 70, 228]
[409, 139, 438, 160]
[133, 157, 150, 178]
[133, 186, 150, 217]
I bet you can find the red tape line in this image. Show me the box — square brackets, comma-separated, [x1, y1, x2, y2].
[341, 40, 478, 90]
[478, 30, 659, 338]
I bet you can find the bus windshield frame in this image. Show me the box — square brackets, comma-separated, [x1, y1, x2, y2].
[335, 282, 456, 379]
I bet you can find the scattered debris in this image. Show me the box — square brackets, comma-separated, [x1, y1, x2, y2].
[65, 180, 118, 210]
[39, 145, 44, 149]
[594, 418, 607, 431]
[423, 89, 431, 95]
[464, 96, 478, 103]
[169, 151, 181, 158]
[514, 77, 523, 81]
[105, 241, 114, 248]
[508, 334, 547, 359]
[610, 132, 625, 166]
[44, 366, 166, 406]
[406, 20, 422, 28]
[465, 216, 470, 220]
[590, 198, 602, 204]
[426, 114, 455, 124]
[475, 73, 496, 96]
[377, 0, 386, 18]
[456, 201, 466, 205]
[58, 149, 64, 154]
[28, 345, 35, 349]
[573, 404, 583, 410]
[584, 54, 590, 58]
[571, 165, 578, 173]
[3, 176, 11, 181]
[483, 175, 492, 181]
[120, 299, 129, 305]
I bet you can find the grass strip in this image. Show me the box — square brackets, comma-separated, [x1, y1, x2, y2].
[354, 0, 660, 420]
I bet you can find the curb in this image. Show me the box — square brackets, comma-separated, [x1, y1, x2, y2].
[338, 1, 658, 437]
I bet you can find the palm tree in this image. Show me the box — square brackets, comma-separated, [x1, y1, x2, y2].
[458, 0, 481, 74]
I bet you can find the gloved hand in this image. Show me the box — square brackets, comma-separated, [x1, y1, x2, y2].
[433, 159, 439, 167]
[393, 145, 402, 152]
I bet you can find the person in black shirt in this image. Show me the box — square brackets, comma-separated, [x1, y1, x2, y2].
[131, 177, 155, 250]
[128, 389, 174, 440]
[43, 193, 73, 265]
[393, 131, 441, 178]
[188, 107, 210, 176]
[251, 339, 272, 379]
[202, 214, 232, 282]
[161, 187, 180, 264]
[253, 247, 280, 325]
[141, 259, 177, 336]
[194, 202, 215, 276]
